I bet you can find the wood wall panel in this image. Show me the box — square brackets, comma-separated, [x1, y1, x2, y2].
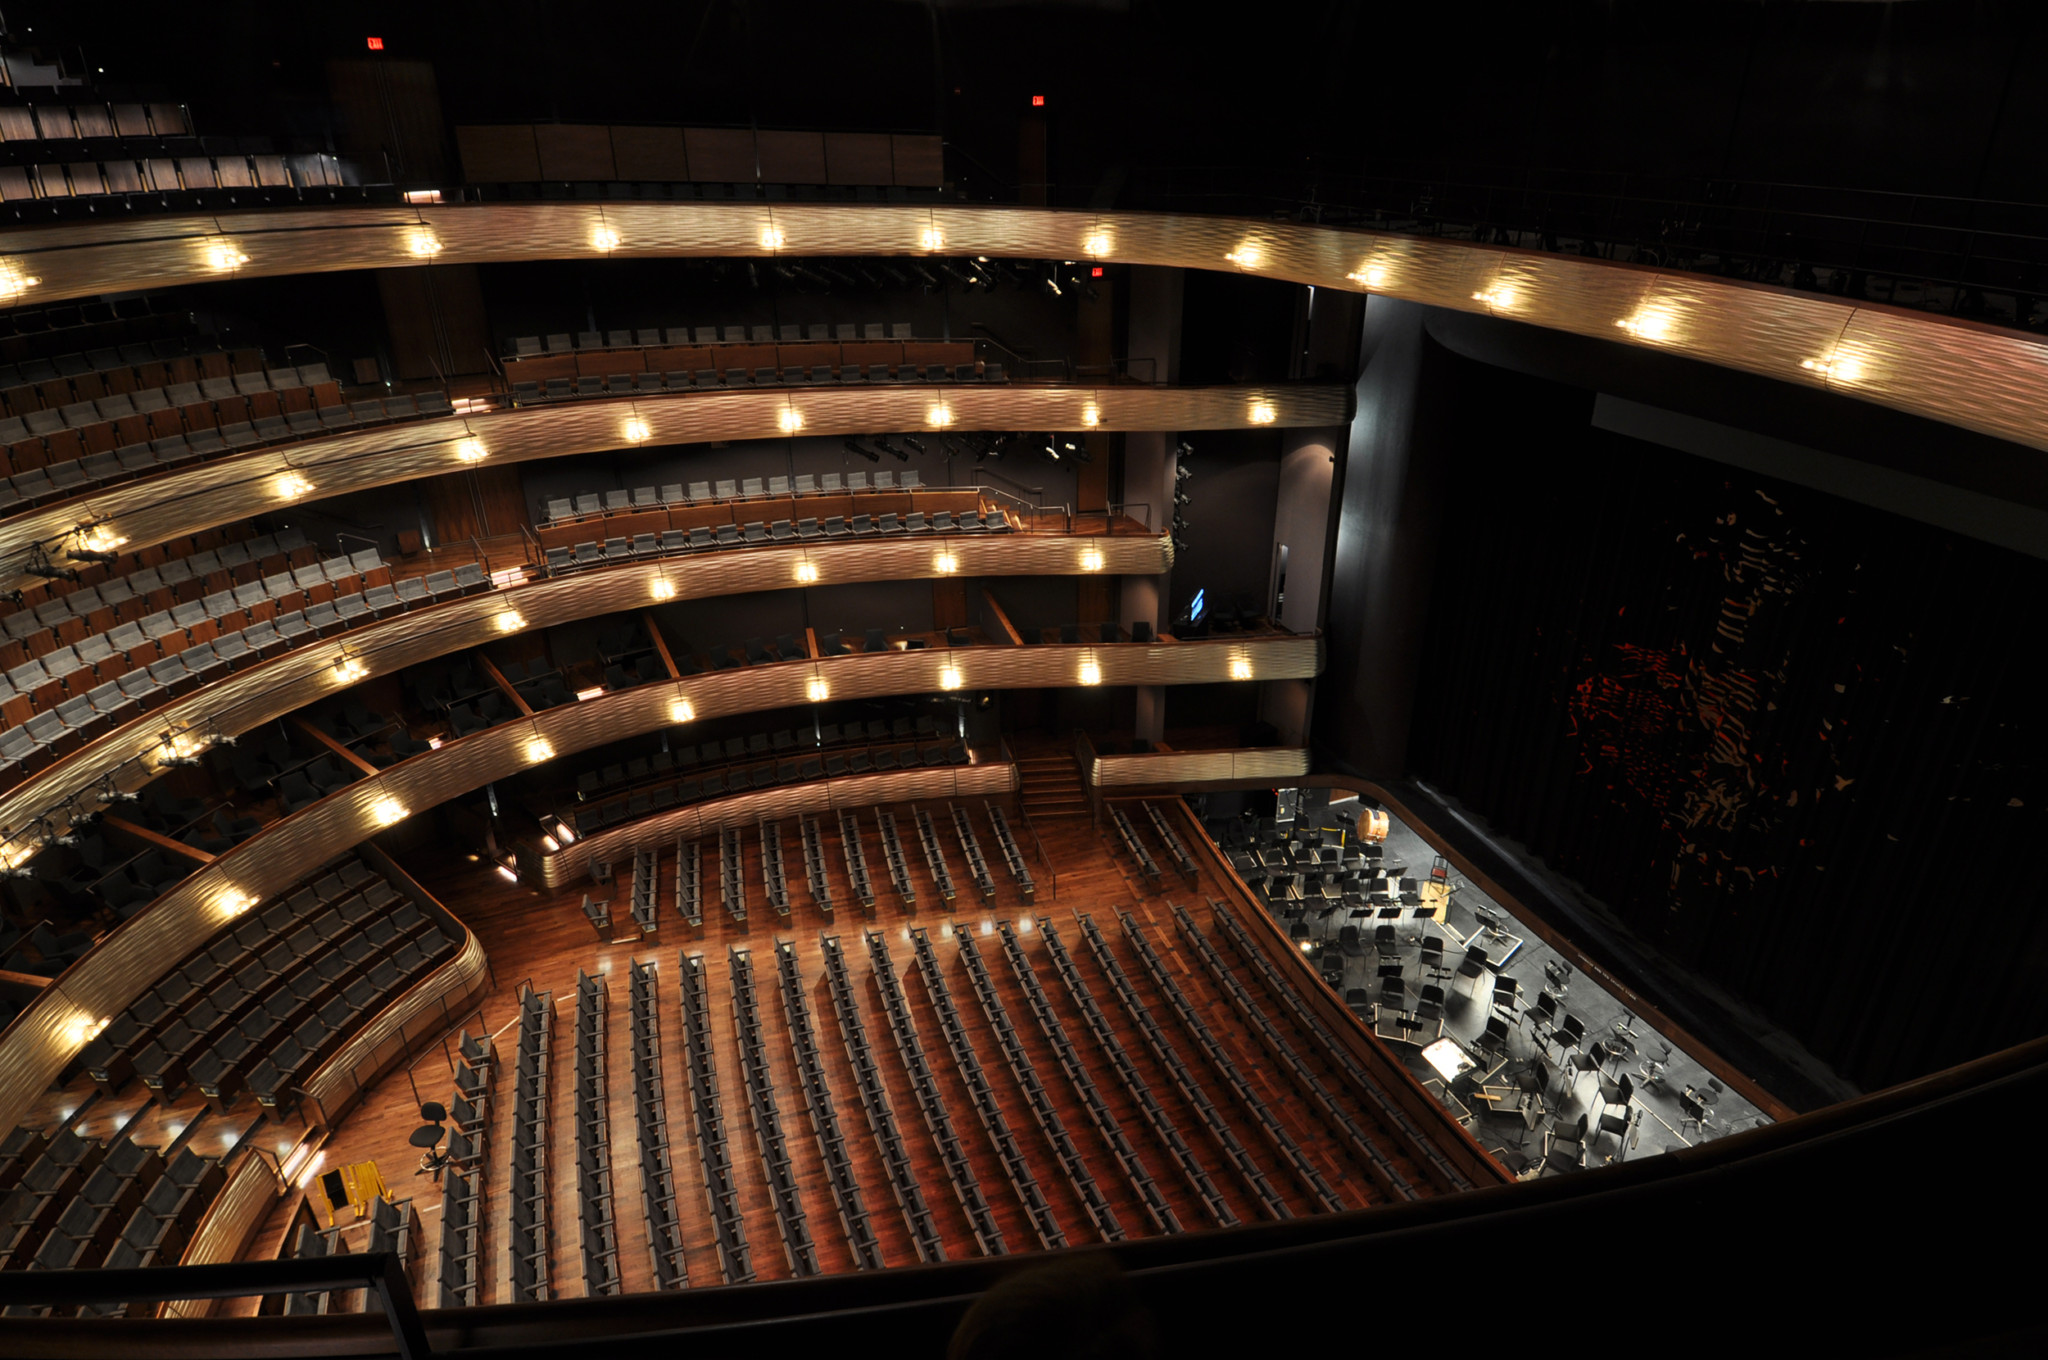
[0, 533, 1173, 847]
[3, 202, 2041, 459]
[1090, 747, 1312, 787]
[0, 382, 1338, 591]
[536, 760, 1018, 888]
[0, 628, 1317, 1138]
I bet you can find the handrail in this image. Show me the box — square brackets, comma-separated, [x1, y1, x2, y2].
[0, 1252, 431, 1359]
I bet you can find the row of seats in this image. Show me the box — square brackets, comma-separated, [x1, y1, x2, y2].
[567, 739, 969, 836]
[507, 985, 554, 1303]
[675, 838, 704, 929]
[506, 322, 917, 357]
[4, 526, 312, 650]
[953, 927, 1124, 1242]
[0, 151, 349, 209]
[995, 922, 1182, 1235]
[1, 1128, 224, 1314]
[627, 960, 691, 1289]
[948, 805, 998, 906]
[284, 1197, 415, 1315]
[0, 361, 332, 441]
[574, 971, 622, 1296]
[79, 857, 448, 1109]
[0, 557, 489, 790]
[771, 941, 886, 1269]
[875, 808, 917, 905]
[758, 819, 792, 919]
[1095, 912, 1335, 1216]
[1144, 803, 1199, 881]
[542, 505, 1011, 575]
[1109, 804, 1162, 885]
[908, 927, 1063, 1250]
[860, 929, 1005, 1256]
[1203, 900, 1473, 1195]
[727, 948, 820, 1275]
[1167, 904, 1417, 1205]
[0, 376, 451, 515]
[627, 849, 659, 935]
[676, 952, 754, 1284]
[0, 329, 228, 405]
[818, 934, 948, 1263]
[984, 804, 1036, 902]
[543, 468, 931, 524]
[1, 543, 392, 734]
[798, 814, 835, 914]
[0, 333, 232, 414]
[0, 98, 190, 143]
[718, 826, 748, 924]
[836, 809, 877, 910]
[436, 1031, 496, 1307]
[911, 809, 956, 903]
[571, 713, 948, 801]
[1034, 921, 1239, 1229]
[509, 357, 999, 407]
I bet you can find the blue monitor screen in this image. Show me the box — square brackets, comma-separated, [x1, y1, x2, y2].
[1189, 589, 1206, 622]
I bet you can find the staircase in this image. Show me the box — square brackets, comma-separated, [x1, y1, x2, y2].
[1018, 753, 1090, 821]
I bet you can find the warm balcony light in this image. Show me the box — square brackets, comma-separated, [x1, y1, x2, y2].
[496, 863, 518, 883]
[670, 697, 695, 724]
[275, 472, 314, 501]
[1615, 309, 1674, 342]
[454, 437, 488, 462]
[920, 227, 945, 252]
[760, 225, 786, 250]
[64, 1013, 110, 1050]
[494, 609, 526, 633]
[1346, 264, 1388, 287]
[1248, 401, 1277, 424]
[575, 685, 605, 701]
[806, 676, 829, 703]
[926, 404, 953, 428]
[1077, 660, 1103, 686]
[939, 664, 964, 691]
[1083, 231, 1112, 257]
[369, 796, 408, 827]
[795, 560, 820, 584]
[1229, 656, 1254, 681]
[80, 525, 126, 554]
[0, 265, 41, 298]
[779, 408, 805, 433]
[204, 242, 248, 271]
[1802, 353, 1864, 383]
[526, 737, 555, 764]
[1079, 546, 1105, 572]
[334, 656, 369, 684]
[1471, 286, 1516, 310]
[651, 576, 677, 601]
[1080, 403, 1101, 427]
[214, 888, 256, 919]
[407, 230, 443, 257]
[623, 417, 652, 443]
[592, 225, 621, 252]
[1225, 243, 1262, 269]
[933, 551, 959, 574]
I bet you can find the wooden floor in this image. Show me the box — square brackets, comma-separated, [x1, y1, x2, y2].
[229, 784, 1453, 1307]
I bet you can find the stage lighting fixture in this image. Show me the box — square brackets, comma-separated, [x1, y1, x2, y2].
[901, 435, 929, 456]
[843, 439, 881, 463]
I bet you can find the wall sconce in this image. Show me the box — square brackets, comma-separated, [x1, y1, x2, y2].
[920, 227, 945, 252]
[526, 736, 555, 763]
[1248, 401, 1277, 425]
[1226, 243, 1262, 269]
[795, 560, 820, 584]
[369, 796, 408, 826]
[623, 417, 651, 443]
[926, 404, 953, 428]
[205, 242, 248, 271]
[779, 408, 805, 433]
[1083, 231, 1112, 257]
[650, 576, 677, 601]
[939, 664, 963, 691]
[933, 551, 958, 574]
[454, 437, 488, 462]
[1079, 546, 1105, 572]
[494, 610, 526, 633]
[670, 697, 695, 724]
[760, 225, 785, 250]
[275, 472, 314, 500]
[1229, 657, 1253, 681]
[592, 225, 621, 252]
[408, 230, 443, 257]
[1078, 660, 1102, 686]
[806, 675, 829, 703]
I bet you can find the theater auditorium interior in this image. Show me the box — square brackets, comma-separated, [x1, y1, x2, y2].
[0, 1, 2042, 1354]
